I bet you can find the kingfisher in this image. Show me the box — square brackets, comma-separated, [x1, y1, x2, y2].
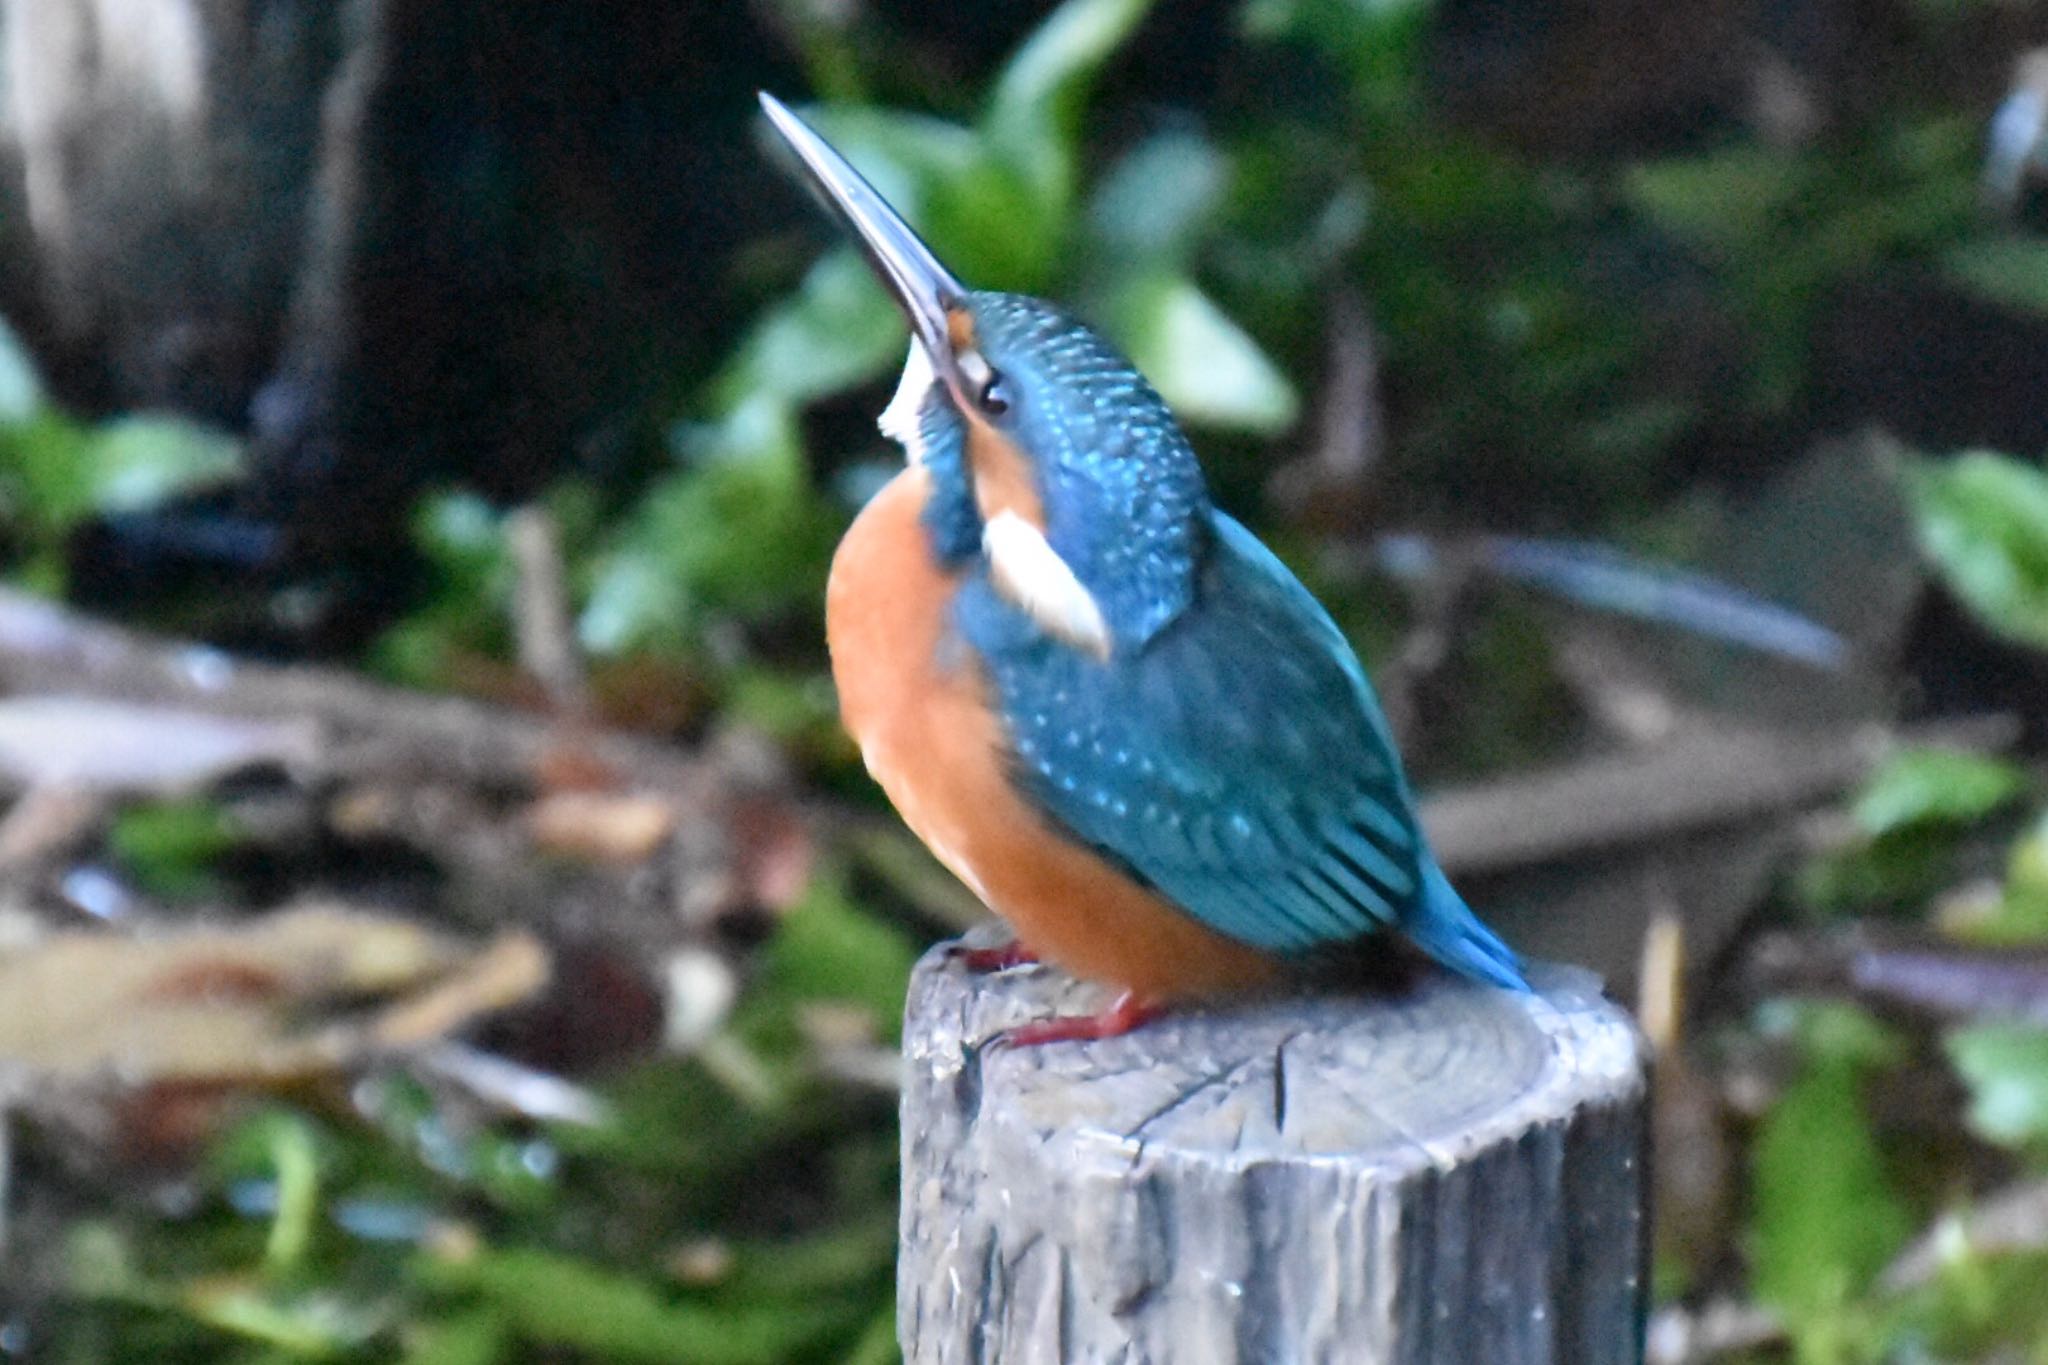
[761, 94, 1527, 1044]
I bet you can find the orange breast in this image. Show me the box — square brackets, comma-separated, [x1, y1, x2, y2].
[826, 468, 1278, 1001]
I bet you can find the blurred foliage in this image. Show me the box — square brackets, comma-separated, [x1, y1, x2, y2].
[40, 871, 913, 1362]
[1907, 451, 2048, 651]
[373, 0, 1317, 735]
[1628, 120, 1980, 411]
[107, 796, 241, 902]
[1748, 1002, 1912, 1364]
[580, 398, 842, 662]
[1767, 511, 2048, 1364]
[1851, 747, 2031, 840]
[0, 319, 243, 595]
[1948, 1023, 2048, 1148]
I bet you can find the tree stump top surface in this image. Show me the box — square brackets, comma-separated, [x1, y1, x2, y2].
[905, 943, 1642, 1174]
[900, 942, 1649, 1363]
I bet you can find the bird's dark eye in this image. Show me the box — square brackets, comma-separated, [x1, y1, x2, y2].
[979, 373, 1011, 416]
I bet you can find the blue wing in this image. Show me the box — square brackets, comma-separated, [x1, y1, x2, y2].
[958, 511, 1524, 988]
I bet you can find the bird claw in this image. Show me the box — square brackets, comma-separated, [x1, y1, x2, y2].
[952, 939, 1041, 973]
[996, 991, 1161, 1047]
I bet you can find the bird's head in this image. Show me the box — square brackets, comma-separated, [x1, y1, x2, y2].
[761, 93, 1209, 657]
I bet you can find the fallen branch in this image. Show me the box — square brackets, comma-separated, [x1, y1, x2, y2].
[0, 588, 716, 796]
[1881, 1177, 2048, 1292]
[1422, 714, 2018, 876]
[1645, 1299, 1784, 1365]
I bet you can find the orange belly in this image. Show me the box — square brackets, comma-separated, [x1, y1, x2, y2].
[825, 467, 1278, 1001]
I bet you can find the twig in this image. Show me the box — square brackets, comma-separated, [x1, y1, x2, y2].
[0, 588, 714, 795]
[1374, 544, 1480, 753]
[1552, 624, 1690, 746]
[364, 932, 551, 1053]
[416, 1042, 611, 1127]
[1645, 1299, 1784, 1364]
[1306, 289, 1382, 494]
[0, 785, 103, 872]
[1881, 1178, 2048, 1293]
[1748, 929, 2048, 1025]
[0, 1104, 10, 1258]
[1638, 905, 1685, 1051]
[1421, 714, 2019, 876]
[813, 1043, 902, 1093]
[507, 506, 590, 716]
[1268, 287, 1383, 522]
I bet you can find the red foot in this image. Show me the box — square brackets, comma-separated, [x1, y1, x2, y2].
[999, 991, 1162, 1047]
[954, 940, 1041, 973]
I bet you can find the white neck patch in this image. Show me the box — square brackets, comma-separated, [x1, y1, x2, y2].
[878, 342, 936, 463]
[880, 343, 1111, 660]
[983, 510, 1112, 660]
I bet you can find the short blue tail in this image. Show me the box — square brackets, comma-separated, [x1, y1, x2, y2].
[1408, 859, 1529, 991]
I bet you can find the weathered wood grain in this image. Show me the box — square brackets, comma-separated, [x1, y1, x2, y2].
[900, 940, 1648, 1364]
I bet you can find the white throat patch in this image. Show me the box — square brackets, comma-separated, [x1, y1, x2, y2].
[983, 510, 1112, 660]
[877, 343, 936, 463]
[878, 343, 1112, 660]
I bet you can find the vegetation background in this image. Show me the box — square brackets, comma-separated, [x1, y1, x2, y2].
[6, 0, 2048, 1360]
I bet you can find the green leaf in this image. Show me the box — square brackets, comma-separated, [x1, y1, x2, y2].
[1982, 813, 2048, 942]
[109, 797, 238, 900]
[1627, 148, 1806, 257]
[574, 553, 688, 662]
[1240, 0, 1434, 114]
[712, 1215, 897, 1303]
[432, 1248, 852, 1364]
[400, 1311, 509, 1365]
[1904, 452, 2048, 650]
[0, 410, 241, 556]
[1947, 1024, 2048, 1148]
[181, 1285, 383, 1357]
[414, 493, 515, 586]
[714, 250, 905, 409]
[1851, 747, 2028, 837]
[367, 493, 517, 687]
[0, 411, 91, 533]
[579, 395, 837, 657]
[80, 417, 242, 515]
[1794, 823, 1965, 920]
[1086, 131, 1229, 267]
[722, 667, 841, 748]
[1750, 1056, 1911, 1357]
[0, 314, 42, 425]
[984, 0, 1155, 217]
[1753, 999, 1908, 1070]
[1942, 239, 2048, 315]
[65, 1221, 146, 1299]
[778, 107, 1053, 292]
[1108, 274, 1300, 434]
[263, 1115, 322, 1274]
[1895, 1245, 2048, 1358]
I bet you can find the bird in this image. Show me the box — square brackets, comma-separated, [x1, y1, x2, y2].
[759, 93, 1527, 1044]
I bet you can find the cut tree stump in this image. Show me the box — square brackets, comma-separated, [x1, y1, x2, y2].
[899, 940, 1649, 1365]
[0, 1, 791, 542]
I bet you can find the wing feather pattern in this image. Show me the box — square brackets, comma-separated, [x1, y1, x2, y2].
[960, 511, 1426, 958]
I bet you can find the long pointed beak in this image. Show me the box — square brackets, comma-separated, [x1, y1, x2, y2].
[758, 92, 966, 370]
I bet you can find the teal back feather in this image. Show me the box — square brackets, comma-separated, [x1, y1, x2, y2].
[957, 510, 1525, 988]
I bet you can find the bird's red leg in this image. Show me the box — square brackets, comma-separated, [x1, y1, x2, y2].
[1000, 991, 1162, 1047]
[953, 939, 1041, 972]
